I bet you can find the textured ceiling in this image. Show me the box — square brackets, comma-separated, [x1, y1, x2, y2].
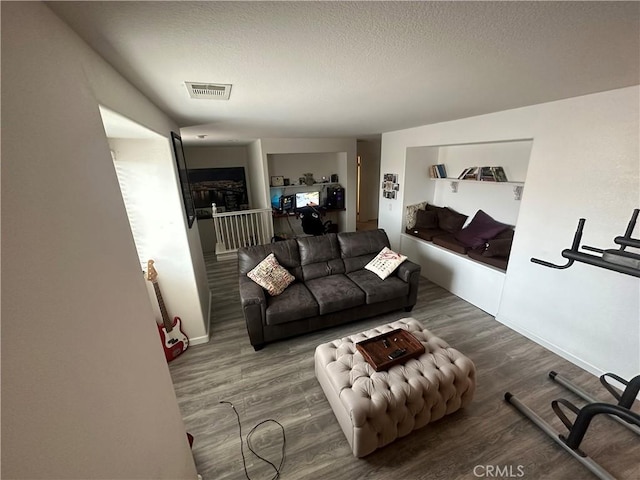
[47, 1, 639, 145]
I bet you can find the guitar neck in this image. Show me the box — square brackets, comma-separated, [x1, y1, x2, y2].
[152, 281, 173, 332]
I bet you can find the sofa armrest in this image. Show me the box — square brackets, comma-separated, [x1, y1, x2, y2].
[396, 260, 421, 283]
[239, 277, 267, 348]
[396, 260, 421, 310]
[239, 276, 266, 306]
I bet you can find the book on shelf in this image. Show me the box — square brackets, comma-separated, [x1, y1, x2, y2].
[430, 164, 448, 178]
[479, 166, 496, 181]
[458, 167, 471, 179]
[462, 167, 479, 180]
[457, 166, 509, 182]
[490, 166, 508, 182]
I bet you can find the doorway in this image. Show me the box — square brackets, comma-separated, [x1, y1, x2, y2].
[356, 140, 381, 231]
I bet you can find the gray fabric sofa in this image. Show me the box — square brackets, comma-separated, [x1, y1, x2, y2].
[238, 229, 421, 350]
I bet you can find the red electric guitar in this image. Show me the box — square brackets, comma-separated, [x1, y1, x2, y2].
[146, 259, 189, 362]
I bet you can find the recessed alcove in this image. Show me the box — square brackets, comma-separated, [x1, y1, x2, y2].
[401, 139, 533, 315]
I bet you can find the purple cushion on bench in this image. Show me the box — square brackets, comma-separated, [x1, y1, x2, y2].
[454, 210, 510, 249]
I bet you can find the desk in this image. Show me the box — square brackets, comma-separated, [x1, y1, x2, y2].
[272, 207, 345, 219]
[272, 208, 344, 236]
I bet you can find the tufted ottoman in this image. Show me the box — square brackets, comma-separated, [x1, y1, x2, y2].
[314, 318, 476, 457]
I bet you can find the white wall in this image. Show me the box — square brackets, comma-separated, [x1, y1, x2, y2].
[267, 152, 340, 185]
[2, 2, 198, 478]
[247, 139, 269, 209]
[110, 138, 210, 344]
[381, 86, 640, 381]
[184, 145, 249, 170]
[404, 147, 439, 208]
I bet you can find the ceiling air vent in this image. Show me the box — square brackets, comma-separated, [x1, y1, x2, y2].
[185, 82, 232, 100]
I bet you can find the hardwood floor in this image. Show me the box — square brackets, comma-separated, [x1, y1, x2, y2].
[169, 255, 639, 480]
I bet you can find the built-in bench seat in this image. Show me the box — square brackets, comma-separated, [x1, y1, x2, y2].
[400, 203, 515, 315]
[404, 203, 514, 272]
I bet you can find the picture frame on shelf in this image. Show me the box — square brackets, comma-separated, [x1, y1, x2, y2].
[270, 175, 285, 187]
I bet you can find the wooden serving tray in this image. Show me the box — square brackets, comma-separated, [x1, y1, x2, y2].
[355, 329, 425, 371]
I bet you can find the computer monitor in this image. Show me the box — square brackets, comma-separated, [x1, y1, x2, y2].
[295, 191, 320, 209]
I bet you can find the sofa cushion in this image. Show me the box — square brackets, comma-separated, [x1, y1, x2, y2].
[247, 253, 295, 296]
[297, 234, 340, 264]
[415, 209, 438, 229]
[432, 233, 469, 254]
[405, 202, 427, 229]
[297, 234, 345, 280]
[454, 210, 510, 249]
[338, 229, 391, 273]
[436, 207, 468, 233]
[364, 247, 407, 280]
[347, 270, 409, 304]
[338, 229, 390, 258]
[265, 283, 319, 326]
[305, 274, 366, 315]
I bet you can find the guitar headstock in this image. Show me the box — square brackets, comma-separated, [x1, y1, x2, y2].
[146, 259, 158, 282]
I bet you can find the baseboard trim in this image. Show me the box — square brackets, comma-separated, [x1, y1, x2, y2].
[499, 316, 639, 400]
[189, 291, 212, 346]
[496, 315, 601, 375]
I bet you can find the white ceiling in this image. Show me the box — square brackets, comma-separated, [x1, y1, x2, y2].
[47, 1, 639, 146]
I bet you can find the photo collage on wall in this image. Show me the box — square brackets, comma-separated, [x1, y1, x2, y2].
[382, 173, 400, 200]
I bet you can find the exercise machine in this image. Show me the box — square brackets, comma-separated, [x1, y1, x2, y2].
[505, 209, 640, 479]
[530, 208, 640, 277]
[505, 372, 640, 480]
[549, 371, 640, 436]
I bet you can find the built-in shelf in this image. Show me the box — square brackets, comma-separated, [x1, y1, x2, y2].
[270, 182, 341, 190]
[430, 178, 524, 185]
[430, 178, 524, 200]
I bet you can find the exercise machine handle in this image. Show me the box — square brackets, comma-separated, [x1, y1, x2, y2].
[564, 402, 640, 450]
[530, 219, 584, 269]
[614, 208, 640, 249]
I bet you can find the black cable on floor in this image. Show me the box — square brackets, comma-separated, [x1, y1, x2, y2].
[219, 401, 286, 480]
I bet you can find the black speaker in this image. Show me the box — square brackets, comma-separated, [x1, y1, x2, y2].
[327, 187, 344, 209]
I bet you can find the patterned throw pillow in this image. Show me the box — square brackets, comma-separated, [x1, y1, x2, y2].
[365, 247, 408, 280]
[405, 202, 427, 229]
[247, 253, 295, 296]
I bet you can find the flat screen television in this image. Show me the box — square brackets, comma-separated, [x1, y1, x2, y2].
[295, 191, 320, 209]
